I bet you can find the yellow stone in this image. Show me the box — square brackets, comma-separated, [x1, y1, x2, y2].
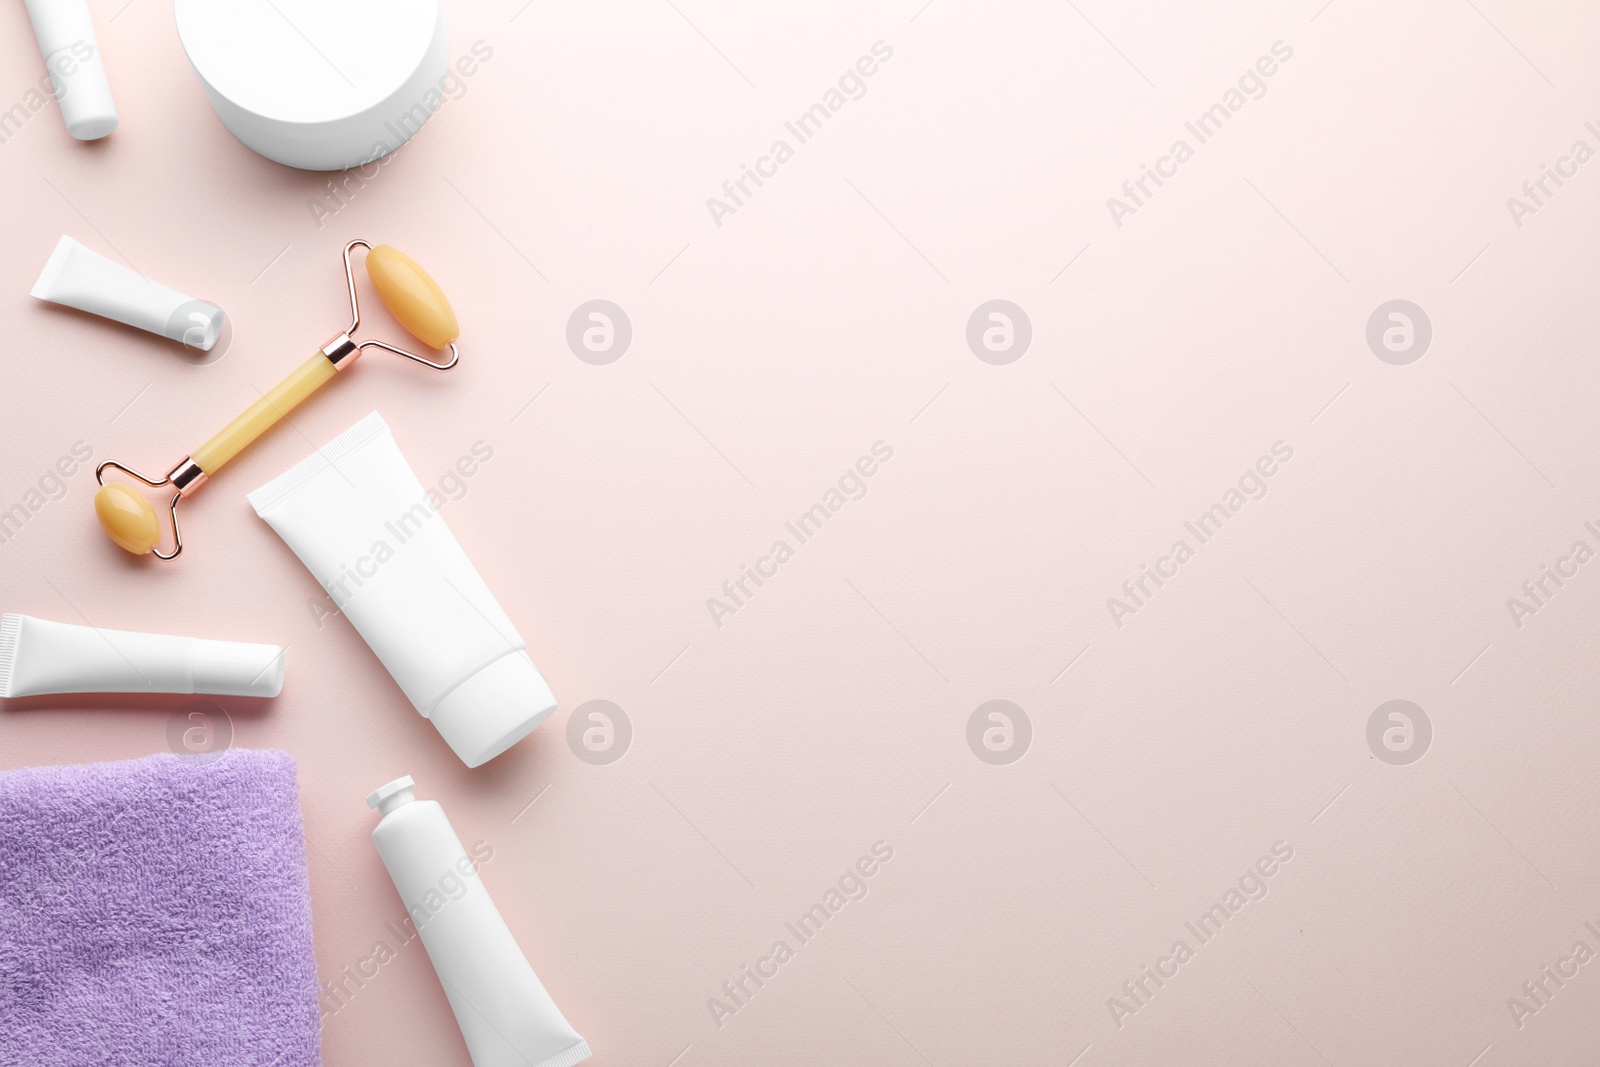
[95, 482, 160, 555]
[366, 244, 459, 350]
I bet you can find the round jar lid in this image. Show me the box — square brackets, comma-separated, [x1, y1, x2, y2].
[175, 0, 448, 170]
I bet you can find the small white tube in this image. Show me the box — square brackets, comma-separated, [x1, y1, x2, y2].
[367, 776, 591, 1067]
[31, 236, 226, 351]
[248, 412, 557, 767]
[0, 613, 285, 698]
[22, 0, 118, 140]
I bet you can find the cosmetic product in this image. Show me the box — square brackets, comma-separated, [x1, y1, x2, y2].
[250, 413, 553, 766]
[0, 613, 284, 699]
[93, 239, 458, 560]
[368, 776, 591, 1067]
[22, 0, 117, 140]
[32, 236, 225, 349]
[0, 751, 320, 1066]
[174, 0, 448, 170]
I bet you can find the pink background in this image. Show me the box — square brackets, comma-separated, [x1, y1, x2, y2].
[4, 0, 1600, 1064]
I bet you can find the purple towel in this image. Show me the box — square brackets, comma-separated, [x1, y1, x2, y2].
[0, 749, 321, 1066]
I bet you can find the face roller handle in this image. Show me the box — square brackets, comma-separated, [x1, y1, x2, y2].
[194, 242, 460, 476]
[93, 240, 460, 559]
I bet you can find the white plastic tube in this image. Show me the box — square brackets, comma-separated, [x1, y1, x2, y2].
[22, 0, 117, 140]
[367, 776, 591, 1067]
[0, 613, 285, 698]
[31, 236, 226, 351]
[248, 412, 557, 767]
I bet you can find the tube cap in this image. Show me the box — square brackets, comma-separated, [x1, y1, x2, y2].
[175, 0, 447, 170]
[428, 651, 557, 768]
[52, 50, 119, 141]
[192, 640, 285, 698]
[164, 300, 226, 351]
[365, 775, 415, 816]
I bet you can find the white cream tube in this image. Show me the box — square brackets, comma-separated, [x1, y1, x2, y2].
[248, 412, 557, 767]
[31, 236, 225, 351]
[22, 0, 117, 140]
[0, 613, 285, 698]
[368, 776, 591, 1067]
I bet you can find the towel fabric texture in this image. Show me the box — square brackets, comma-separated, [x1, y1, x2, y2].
[0, 749, 321, 1066]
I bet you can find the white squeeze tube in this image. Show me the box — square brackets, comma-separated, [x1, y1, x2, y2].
[248, 412, 557, 767]
[367, 776, 591, 1067]
[22, 0, 117, 139]
[0, 613, 285, 698]
[31, 236, 226, 350]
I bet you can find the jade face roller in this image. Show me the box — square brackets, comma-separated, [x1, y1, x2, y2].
[94, 240, 460, 560]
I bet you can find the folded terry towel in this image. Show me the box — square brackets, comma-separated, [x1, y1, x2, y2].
[0, 749, 321, 1066]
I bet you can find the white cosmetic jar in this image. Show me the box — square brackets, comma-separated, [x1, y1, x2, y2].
[175, 0, 448, 171]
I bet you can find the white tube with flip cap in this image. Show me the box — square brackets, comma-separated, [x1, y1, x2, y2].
[32, 236, 226, 351]
[367, 776, 591, 1067]
[0, 613, 285, 698]
[22, 0, 118, 140]
[249, 412, 558, 767]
